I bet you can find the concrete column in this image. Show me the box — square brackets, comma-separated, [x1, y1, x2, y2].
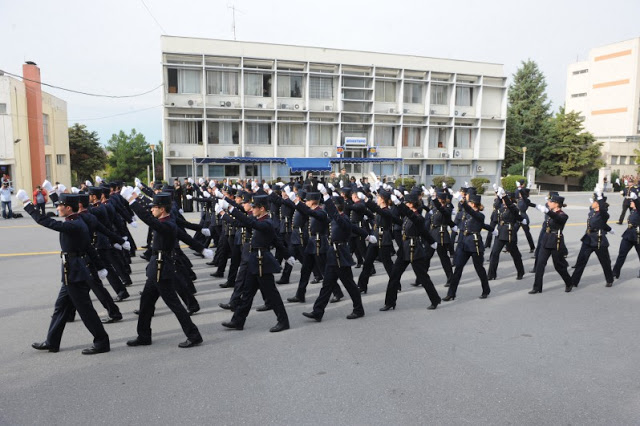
[23, 63, 46, 186]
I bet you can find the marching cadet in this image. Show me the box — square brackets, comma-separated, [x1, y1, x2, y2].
[529, 194, 573, 294]
[219, 195, 290, 332]
[612, 189, 640, 279]
[301, 185, 374, 321]
[571, 186, 614, 288]
[16, 191, 110, 355]
[124, 190, 203, 348]
[349, 189, 368, 268]
[616, 179, 636, 224]
[442, 190, 491, 301]
[530, 191, 569, 273]
[381, 190, 441, 311]
[425, 189, 455, 285]
[484, 188, 501, 249]
[516, 182, 536, 253]
[487, 188, 526, 281]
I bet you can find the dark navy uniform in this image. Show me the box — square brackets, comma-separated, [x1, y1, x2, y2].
[617, 185, 636, 224]
[487, 194, 525, 280]
[612, 195, 640, 278]
[426, 195, 454, 282]
[516, 188, 536, 252]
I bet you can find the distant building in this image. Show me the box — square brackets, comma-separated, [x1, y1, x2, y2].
[565, 37, 640, 179]
[161, 36, 507, 183]
[0, 63, 71, 191]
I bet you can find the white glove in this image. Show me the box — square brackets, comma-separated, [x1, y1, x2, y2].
[42, 180, 53, 192]
[357, 192, 365, 201]
[56, 184, 66, 195]
[492, 229, 499, 237]
[624, 179, 628, 185]
[123, 241, 131, 251]
[366, 235, 378, 244]
[630, 192, 638, 200]
[198, 178, 205, 185]
[134, 177, 141, 187]
[276, 182, 285, 188]
[209, 180, 216, 188]
[464, 181, 469, 188]
[219, 199, 229, 210]
[391, 195, 401, 205]
[286, 256, 296, 266]
[202, 248, 214, 259]
[383, 183, 391, 191]
[615, 178, 620, 185]
[203, 191, 211, 198]
[428, 187, 436, 199]
[609, 229, 615, 235]
[492, 183, 498, 191]
[452, 191, 461, 200]
[16, 189, 30, 203]
[133, 187, 141, 197]
[98, 269, 108, 279]
[85, 180, 93, 187]
[393, 189, 403, 199]
[323, 193, 330, 202]
[327, 183, 335, 191]
[130, 220, 138, 228]
[290, 193, 298, 204]
[186, 194, 193, 200]
[214, 189, 224, 199]
[442, 182, 447, 189]
[202, 228, 211, 237]
[188, 177, 194, 184]
[522, 219, 528, 225]
[430, 242, 438, 249]
[251, 182, 259, 192]
[452, 226, 459, 233]
[589, 198, 594, 204]
[120, 186, 134, 200]
[179, 209, 184, 215]
[536, 204, 549, 214]
[284, 186, 292, 196]
[356, 180, 363, 188]
[497, 187, 506, 199]
[317, 183, 327, 195]
[214, 203, 222, 214]
[263, 183, 270, 191]
[113, 243, 123, 250]
[620, 191, 625, 195]
[95, 176, 102, 185]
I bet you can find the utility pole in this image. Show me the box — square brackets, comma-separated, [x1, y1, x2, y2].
[229, 5, 237, 40]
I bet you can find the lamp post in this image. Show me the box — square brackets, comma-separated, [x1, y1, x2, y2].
[150, 144, 156, 184]
[522, 146, 527, 177]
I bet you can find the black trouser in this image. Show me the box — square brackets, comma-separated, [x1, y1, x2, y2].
[213, 235, 232, 272]
[613, 239, 640, 277]
[425, 244, 453, 281]
[37, 202, 46, 216]
[225, 243, 242, 286]
[488, 239, 525, 279]
[447, 251, 490, 298]
[619, 200, 631, 223]
[393, 230, 403, 259]
[313, 265, 363, 318]
[136, 278, 201, 342]
[571, 243, 614, 285]
[520, 224, 536, 250]
[532, 247, 572, 292]
[229, 254, 251, 308]
[385, 257, 440, 307]
[485, 223, 497, 249]
[358, 244, 393, 292]
[45, 281, 110, 350]
[88, 267, 122, 319]
[97, 249, 129, 295]
[296, 252, 342, 300]
[231, 273, 289, 327]
[349, 234, 364, 265]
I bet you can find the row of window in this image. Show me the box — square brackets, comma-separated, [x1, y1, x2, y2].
[170, 121, 474, 148]
[610, 155, 636, 165]
[43, 154, 66, 181]
[167, 69, 473, 106]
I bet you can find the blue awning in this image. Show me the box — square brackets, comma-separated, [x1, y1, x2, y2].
[286, 157, 332, 172]
[329, 157, 403, 163]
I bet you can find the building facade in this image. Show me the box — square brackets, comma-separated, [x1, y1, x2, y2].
[0, 63, 71, 192]
[565, 37, 640, 179]
[161, 36, 507, 183]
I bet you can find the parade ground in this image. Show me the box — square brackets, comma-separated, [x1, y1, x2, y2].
[1, 192, 639, 425]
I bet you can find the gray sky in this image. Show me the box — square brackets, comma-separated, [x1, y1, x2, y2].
[2, 0, 639, 145]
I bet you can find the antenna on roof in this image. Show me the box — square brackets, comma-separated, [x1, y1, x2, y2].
[227, 4, 244, 41]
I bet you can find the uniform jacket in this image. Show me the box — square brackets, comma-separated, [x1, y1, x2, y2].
[230, 208, 281, 276]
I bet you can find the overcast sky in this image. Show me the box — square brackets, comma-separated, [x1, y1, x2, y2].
[2, 0, 639, 145]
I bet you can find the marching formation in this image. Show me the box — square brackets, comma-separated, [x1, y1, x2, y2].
[14, 173, 640, 355]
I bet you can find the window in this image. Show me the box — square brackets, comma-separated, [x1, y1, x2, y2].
[246, 123, 271, 144]
[45, 155, 52, 181]
[309, 77, 333, 99]
[208, 122, 239, 144]
[0, 103, 6, 114]
[375, 81, 396, 102]
[371, 163, 395, 177]
[244, 73, 272, 97]
[429, 128, 447, 148]
[454, 128, 472, 149]
[278, 124, 304, 145]
[631, 156, 637, 165]
[343, 77, 367, 88]
[455, 86, 473, 107]
[450, 164, 470, 176]
[571, 93, 587, 98]
[245, 165, 258, 177]
[403, 83, 422, 104]
[402, 127, 421, 147]
[169, 121, 203, 144]
[425, 164, 445, 175]
[225, 165, 240, 176]
[56, 154, 66, 165]
[171, 165, 190, 177]
[209, 165, 239, 177]
[206, 71, 238, 95]
[43, 114, 50, 145]
[430, 85, 448, 105]
[620, 156, 627, 165]
[403, 164, 421, 175]
[277, 75, 303, 98]
[375, 126, 395, 147]
[611, 156, 618, 165]
[309, 124, 333, 146]
[167, 68, 201, 94]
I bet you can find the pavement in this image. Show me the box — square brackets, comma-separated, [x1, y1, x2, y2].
[1, 192, 640, 425]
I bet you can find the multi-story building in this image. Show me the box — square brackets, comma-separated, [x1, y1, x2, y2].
[565, 37, 640, 179]
[0, 63, 71, 192]
[161, 36, 507, 183]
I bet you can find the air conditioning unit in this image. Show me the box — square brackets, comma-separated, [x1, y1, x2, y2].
[225, 101, 232, 107]
[169, 150, 176, 157]
[454, 110, 459, 116]
[439, 152, 450, 158]
[294, 104, 301, 110]
[188, 99, 196, 106]
[412, 152, 421, 158]
[257, 103, 266, 109]
[323, 151, 330, 157]
[245, 151, 253, 157]
[280, 103, 289, 109]
[430, 109, 436, 114]
[388, 108, 396, 113]
[324, 105, 333, 111]
[228, 150, 237, 156]
[220, 101, 226, 107]
[454, 150, 461, 158]
[403, 108, 409, 114]
[476, 165, 485, 172]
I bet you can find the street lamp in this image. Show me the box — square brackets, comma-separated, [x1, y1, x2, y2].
[522, 146, 527, 177]
[150, 144, 156, 183]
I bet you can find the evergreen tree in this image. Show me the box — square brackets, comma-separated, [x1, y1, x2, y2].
[505, 60, 552, 173]
[538, 107, 604, 191]
[68, 123, 107, 183]
[105, 129, 153, 183]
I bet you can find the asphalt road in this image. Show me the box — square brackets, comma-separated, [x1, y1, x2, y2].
[1, 192, 639, 425]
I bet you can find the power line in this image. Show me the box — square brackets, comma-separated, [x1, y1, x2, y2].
[5, 104, 162, 123]
[0, 69, 163, 98]
[140, 0, 167, 34]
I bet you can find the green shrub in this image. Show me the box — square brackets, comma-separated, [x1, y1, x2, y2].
[580, 169, 599, 191]
[395, 177, 416, 191]
[501, 175, 526, 192]
[471, 177, 490, 195]
[432, 176, 456, 189]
